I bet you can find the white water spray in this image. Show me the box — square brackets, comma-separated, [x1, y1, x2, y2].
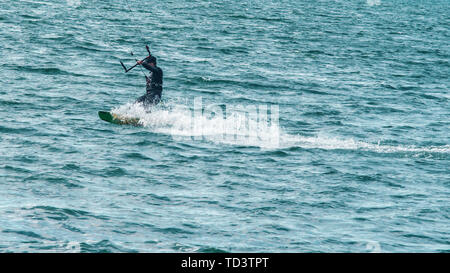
[111, 101, 449, 154]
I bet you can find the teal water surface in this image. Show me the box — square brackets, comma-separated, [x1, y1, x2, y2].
[0, 0, 449, 252]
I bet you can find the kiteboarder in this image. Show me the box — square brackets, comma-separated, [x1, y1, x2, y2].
[135, 55, 163, 107]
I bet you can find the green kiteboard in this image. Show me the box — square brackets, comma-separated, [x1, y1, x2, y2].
[98, 111, 142, 126]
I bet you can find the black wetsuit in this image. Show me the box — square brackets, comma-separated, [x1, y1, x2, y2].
[136, 58, 163, 107]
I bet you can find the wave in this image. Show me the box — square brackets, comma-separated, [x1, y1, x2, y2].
[283, 134, 450, 154]
[111, 101, 449, 154]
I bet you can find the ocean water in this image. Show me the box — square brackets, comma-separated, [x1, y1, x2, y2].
[0, 0, 449, 252]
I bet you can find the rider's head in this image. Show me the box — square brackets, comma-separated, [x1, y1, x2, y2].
[148, 56, 157, 66]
